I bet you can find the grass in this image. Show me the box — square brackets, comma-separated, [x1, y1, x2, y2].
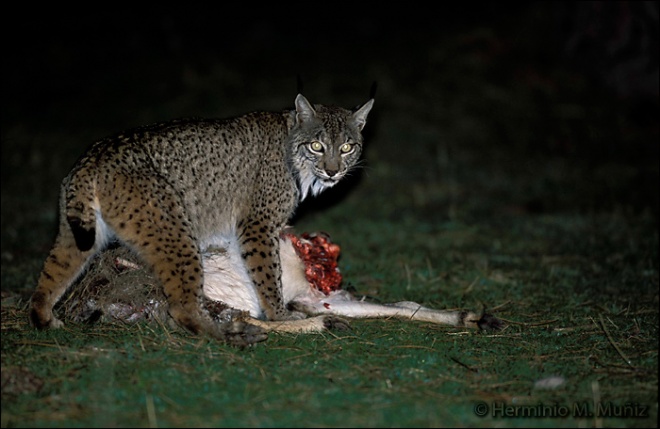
[3, 208, 657, 427]
[2, 6, 658, 428]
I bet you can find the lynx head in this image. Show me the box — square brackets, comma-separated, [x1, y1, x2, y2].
[288, 94, 374, 200]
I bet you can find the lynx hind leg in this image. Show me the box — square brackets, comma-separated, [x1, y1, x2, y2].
[102, 176, 267, 345]
[31, 220, 99, 329]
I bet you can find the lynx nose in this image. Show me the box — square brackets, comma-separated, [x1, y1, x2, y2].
[324, 169, 338, 178]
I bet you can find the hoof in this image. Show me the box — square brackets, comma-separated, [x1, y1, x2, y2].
[477, 313, 504, 331]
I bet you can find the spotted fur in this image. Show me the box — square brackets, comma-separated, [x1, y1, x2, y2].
[30, 94, 374, 345]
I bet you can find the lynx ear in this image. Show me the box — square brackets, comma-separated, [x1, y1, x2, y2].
[295, 94, 316, 124]
[352, 99, 374, 131]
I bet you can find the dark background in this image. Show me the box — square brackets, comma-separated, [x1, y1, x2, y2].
[2, 2, 658, 261]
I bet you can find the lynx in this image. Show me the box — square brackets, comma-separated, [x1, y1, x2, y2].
[31, 94, 374, 346]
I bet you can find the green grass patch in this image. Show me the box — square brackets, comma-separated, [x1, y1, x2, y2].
[3, 208, 657, 427]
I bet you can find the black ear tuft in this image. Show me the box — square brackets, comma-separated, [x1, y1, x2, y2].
[297, 75, 304, 95]
[369, 81, 378, 100]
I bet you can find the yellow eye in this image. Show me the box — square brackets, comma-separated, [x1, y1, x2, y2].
[340, 143, 353, 154]
[309, 141, 324, 152]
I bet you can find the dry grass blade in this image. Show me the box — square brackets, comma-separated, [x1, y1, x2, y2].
[595, 314, 634, 368]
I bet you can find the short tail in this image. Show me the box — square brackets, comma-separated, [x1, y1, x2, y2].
[64, 166, 98, 252]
